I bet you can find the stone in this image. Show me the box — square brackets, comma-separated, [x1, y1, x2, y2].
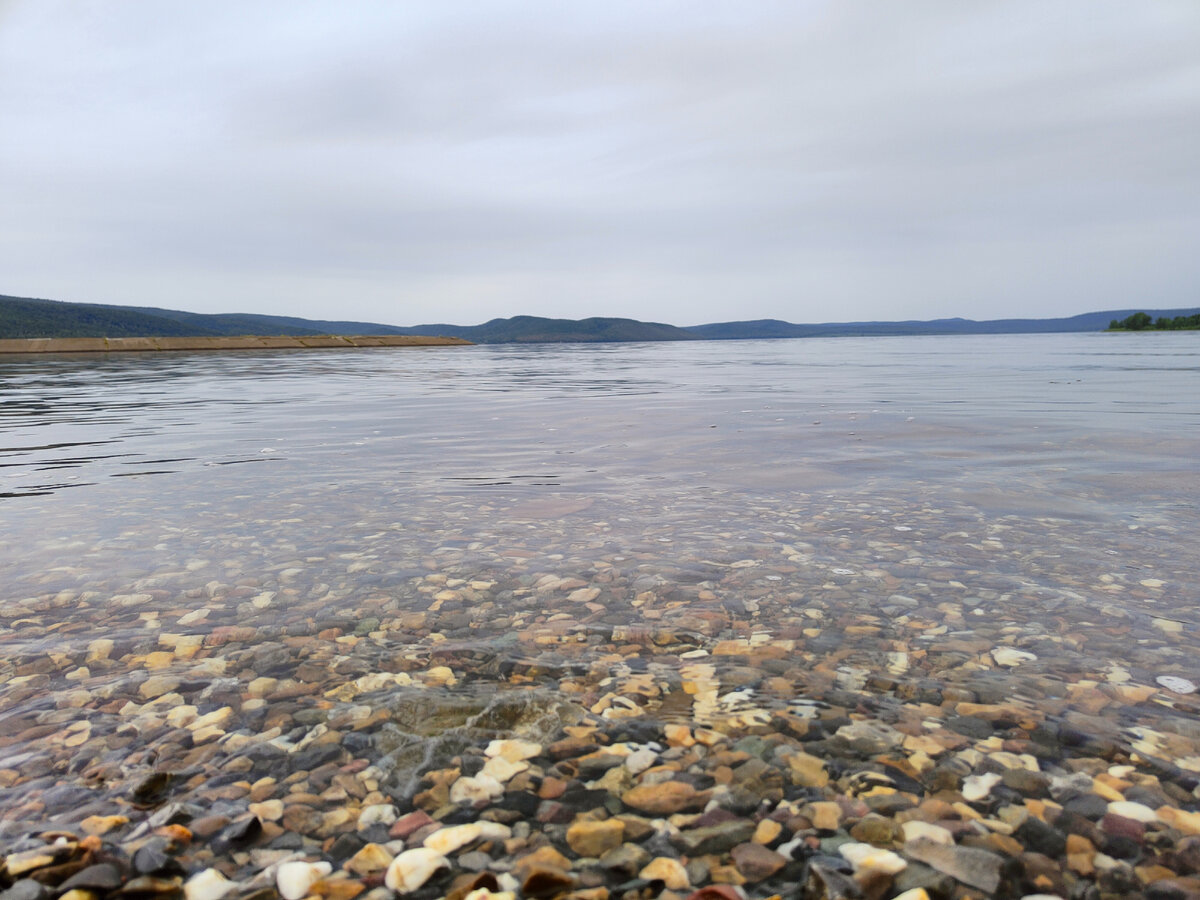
[61, 866, 124, 892]
[834, 721, 904, 754]
[79, 814, 131, 835]
[901, 821, 955, 846]
[344, 844, 393, 877]
[139, 675, 181, 700]
[991, 647, 1036, 667]
[752, 819, 782, 845]
[356, 804, 398, 829]
[1156, 676, 1196, 694]
[276, 862, 333, 900]
[639, 857, 690, 890]
[599, 844, 651, 878]
[0, 882, 51, 900]
[389, 811, 436, 840]
[850, 814, 902, 845]
[622, 781, 707, 815]
[1109, 800, 1158, 823]
[807, 801, 843, 831]
[730, 843, 786, 882]
[962, 772, 1001, 801]
[481, 756, 526, 783]
[384, 849, 448, 894]
[839, 842, 906, 875]
[904, 839, 1007, 894]
[673, 820, 757, 856]
[1159, 807, 1200, 835]
[449, 774, 504, 805]
[425, 823, 484, 855]
[625, 748, 657, 775]
[566, 818, 625, 857]
[183, 870, 237, 900]
[519, 866, 575, 897]
[785, 751, 829, 787]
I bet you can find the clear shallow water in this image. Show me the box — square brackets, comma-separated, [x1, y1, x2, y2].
[1, 332, 1199, 792]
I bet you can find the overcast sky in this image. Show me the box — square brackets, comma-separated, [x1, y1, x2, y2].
[1, 2, 1197, 327]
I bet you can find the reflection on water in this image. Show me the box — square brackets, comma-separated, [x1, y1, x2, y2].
[1, 333, 1197, 501]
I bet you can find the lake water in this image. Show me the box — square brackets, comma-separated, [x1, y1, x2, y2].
[1, 332, 1199, 832]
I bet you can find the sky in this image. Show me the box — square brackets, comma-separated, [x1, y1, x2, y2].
[1, 2, 1198, 327]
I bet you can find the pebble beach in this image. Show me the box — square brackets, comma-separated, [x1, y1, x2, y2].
[2, 336, 1199, 900]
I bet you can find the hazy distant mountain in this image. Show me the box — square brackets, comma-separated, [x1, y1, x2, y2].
[386, 315, 700, 343]
[0, 296, 698, 343]
[686, 309, 1200, 339]
[3, 292, 1197, 343]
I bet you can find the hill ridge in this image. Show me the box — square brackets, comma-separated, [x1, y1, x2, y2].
[3, 293, 1198, 343]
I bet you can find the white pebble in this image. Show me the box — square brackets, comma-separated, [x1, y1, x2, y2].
[184, 869, 237, 900]
[449, 773, 504, 804]
[1156, 675, 1196, 694]
[962, 772, 1002, 801]
[481, 755, 527, 783]
[424, 823, 482, 855]
[991, 647, 1037, 667]
[901, 821, 955, 846]
[357, 803, 399, 829]
[1107, 800, 1158, 823]
[385, 848, 448, 893]
[839, 841, 907, 875]
[625, 747, 658, 775]
[275, 861, 332, 900]
[484, 738, 542, 761]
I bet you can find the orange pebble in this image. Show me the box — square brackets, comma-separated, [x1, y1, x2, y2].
[155, 824, 193, 846]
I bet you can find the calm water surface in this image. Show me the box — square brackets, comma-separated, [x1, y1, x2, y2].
[1, 333, 1199, 786]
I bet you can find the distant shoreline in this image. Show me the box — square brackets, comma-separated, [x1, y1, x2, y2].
[0, 334, 472, 354]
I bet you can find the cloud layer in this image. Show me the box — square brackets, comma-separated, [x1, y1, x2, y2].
[2, 1, 1197, 325]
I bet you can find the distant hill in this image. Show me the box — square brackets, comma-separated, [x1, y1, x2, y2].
[386, 315, 700, 344]
[0, 294, 416, 339]
[686, 309, 1200, 339]
[0, 296, 698, 343]
[3, 292, 1198, 343]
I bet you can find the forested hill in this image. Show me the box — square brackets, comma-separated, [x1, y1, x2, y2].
[2, 293, 1198, 343]
[0, 294, 413, 339]
[685, 309, 1200, 339]
[384, 315, 700, 343]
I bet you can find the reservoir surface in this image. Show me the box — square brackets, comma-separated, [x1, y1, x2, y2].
[1, 332, 1198, 896]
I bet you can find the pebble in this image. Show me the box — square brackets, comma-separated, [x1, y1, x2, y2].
[275, 861, 332, 900]
[183, 869, 236, 900]
[638, 856, 690, 890]
[6, 432, 1200, 900]
[1156, 675, 1196, 694]
[384, 848, 448, 893]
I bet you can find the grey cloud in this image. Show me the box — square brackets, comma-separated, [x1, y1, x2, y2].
[0, 0, 1197, 325]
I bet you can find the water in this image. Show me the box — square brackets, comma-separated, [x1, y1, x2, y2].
[1, 333, 1199, 817]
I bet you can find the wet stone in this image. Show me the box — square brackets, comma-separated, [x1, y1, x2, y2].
[0, 882, 51, 900]
[5, 392, 1200, 900]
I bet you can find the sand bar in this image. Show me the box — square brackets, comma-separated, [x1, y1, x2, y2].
[0, 334, 471, 353]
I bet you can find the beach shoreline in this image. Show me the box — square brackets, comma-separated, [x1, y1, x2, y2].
[0, 335, 472, 354]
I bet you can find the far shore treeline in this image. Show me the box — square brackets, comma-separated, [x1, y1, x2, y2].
[1108, 311, 1200, 331]
[3, 292, 1199, 343]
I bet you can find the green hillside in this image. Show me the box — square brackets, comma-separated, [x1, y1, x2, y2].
[5, 292, 1198, 345]
[395, 315, 701, 343]
[0, 294, 222, 338]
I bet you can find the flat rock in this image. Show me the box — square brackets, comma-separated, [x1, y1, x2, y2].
[730, 842, 787, 882]
[622, 781, 708, 815]
[566, 818, 625, 857]
[904, 838, 1008, 894]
